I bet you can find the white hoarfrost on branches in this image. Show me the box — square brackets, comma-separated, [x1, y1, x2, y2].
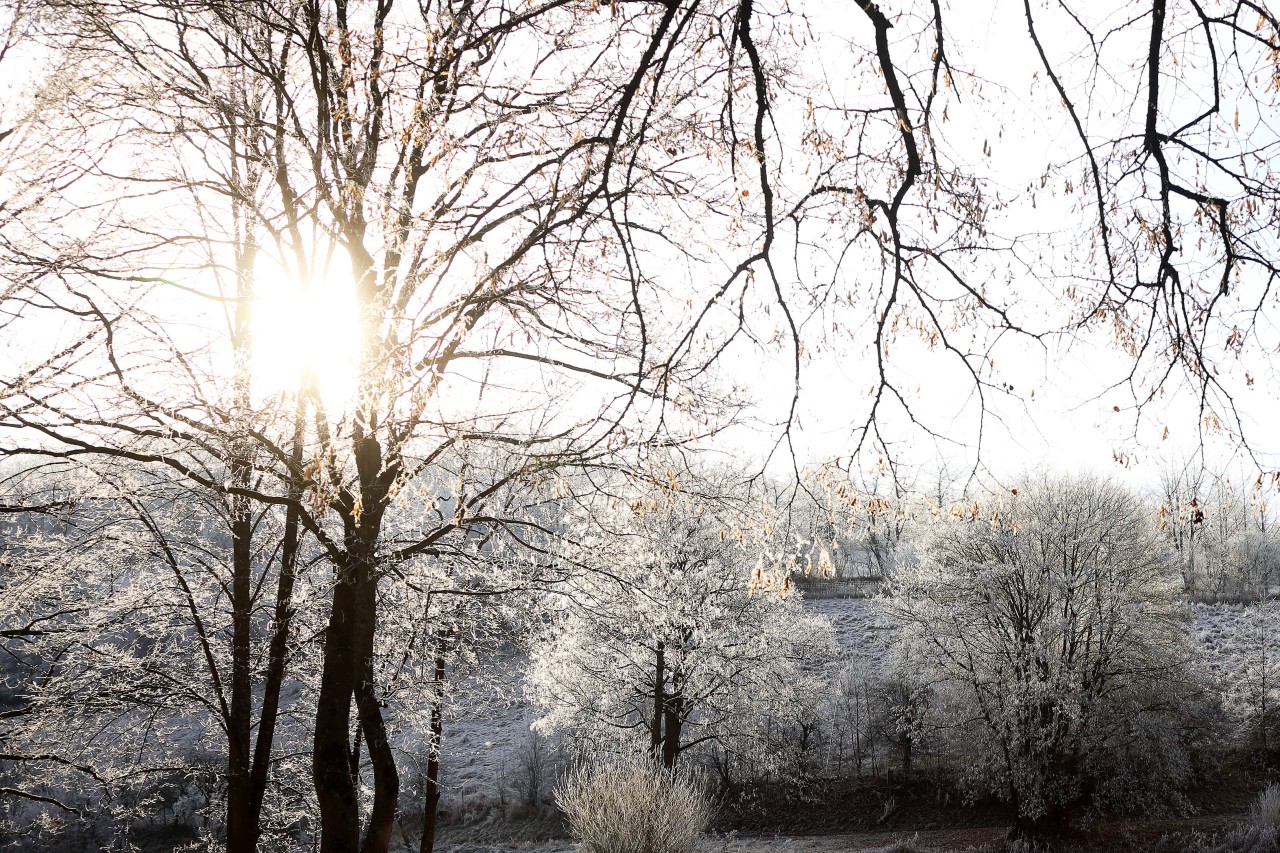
[526, 470, 837, 774]
[0, 459, 323, 851]
[884, 475, 1206, 834]
[1157, 466, 1280, 602]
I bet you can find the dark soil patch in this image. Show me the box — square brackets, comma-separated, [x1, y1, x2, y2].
[714, 776, 1013, 836]
[716, 812, 1250, 853]
[713, 761, 1269, 851]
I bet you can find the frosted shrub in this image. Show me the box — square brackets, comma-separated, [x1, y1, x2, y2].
[555, 754, 712, 853]
[1250, 784, 1280, 832]
[1179, 784, 1280, 853]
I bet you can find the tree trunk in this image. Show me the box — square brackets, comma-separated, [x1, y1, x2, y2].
[226, 232, 257, 853]
[313, 549, 362, 853]
[226, 496, 254, 853]
[419, 632, 447, 853]
[355, 547, 398, 853]
[246, 402, 307, 847]
[651, 641, 665, 760]
[661, 694, 682, 769]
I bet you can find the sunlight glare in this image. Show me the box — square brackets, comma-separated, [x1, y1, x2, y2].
[252, 263, 362, 414]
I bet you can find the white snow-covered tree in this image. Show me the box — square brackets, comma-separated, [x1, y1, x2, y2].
[0, 459, 324, 852]
[885, 475, 1206, 836]
[526, 470, 837, 774]
[1156, 465, 1280, 602]
[373, 508, 551, 853]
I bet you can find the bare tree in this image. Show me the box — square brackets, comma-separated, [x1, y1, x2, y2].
[1021, 1, 1280, 455]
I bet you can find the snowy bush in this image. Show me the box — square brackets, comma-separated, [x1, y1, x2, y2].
[555, 754, 711, 853]
[1188, 785, 1280, 853]
[885, 475, 1208, 834]
[1250, 784, 1280, 832]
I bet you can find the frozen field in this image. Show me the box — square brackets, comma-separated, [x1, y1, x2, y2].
[1191, 599, 1280, 721]
[805, 597, 888, 654]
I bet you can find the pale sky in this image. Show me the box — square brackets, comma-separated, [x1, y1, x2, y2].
[4, 0, 1278, 498]
[706, 0, 1280, 492]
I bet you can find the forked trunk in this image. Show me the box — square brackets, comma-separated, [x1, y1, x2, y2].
[355, 548, 398, 853]
[313, 550, 362, 853]
[315, 528, 398, 853]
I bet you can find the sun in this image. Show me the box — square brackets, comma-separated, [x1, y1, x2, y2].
[252, 263, 363, 414]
